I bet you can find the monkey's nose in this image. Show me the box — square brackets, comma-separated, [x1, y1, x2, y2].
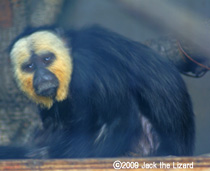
[33, 68, 59, 97]
[35, 82, 58, 97]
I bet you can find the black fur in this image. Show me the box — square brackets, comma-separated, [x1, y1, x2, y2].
[2, 25, 194, 159]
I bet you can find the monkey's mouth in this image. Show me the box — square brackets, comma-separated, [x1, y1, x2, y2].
[34, 82, 58, 98]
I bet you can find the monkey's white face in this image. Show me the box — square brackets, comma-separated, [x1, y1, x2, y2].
[10, 31, 73, 108]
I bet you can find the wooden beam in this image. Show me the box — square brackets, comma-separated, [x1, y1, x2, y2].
[0, 157, 210, 170]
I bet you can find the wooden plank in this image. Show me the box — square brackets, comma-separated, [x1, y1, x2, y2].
[0, 157, 210, 171]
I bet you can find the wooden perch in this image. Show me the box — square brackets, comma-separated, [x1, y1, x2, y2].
[0, 157, 210, 170]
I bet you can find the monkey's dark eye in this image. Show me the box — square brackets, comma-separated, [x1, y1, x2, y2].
[22, 63, 35, 73]
[42, 53, 55, 66]
[45, 56, 51, 61]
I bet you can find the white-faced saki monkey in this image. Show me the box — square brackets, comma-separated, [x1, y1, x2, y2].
[0, 25, 194, 159]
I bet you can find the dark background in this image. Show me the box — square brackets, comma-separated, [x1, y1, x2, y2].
[0, 0, 210, 156]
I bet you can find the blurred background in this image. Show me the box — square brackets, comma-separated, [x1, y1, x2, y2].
[0, 0, 210, 156]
